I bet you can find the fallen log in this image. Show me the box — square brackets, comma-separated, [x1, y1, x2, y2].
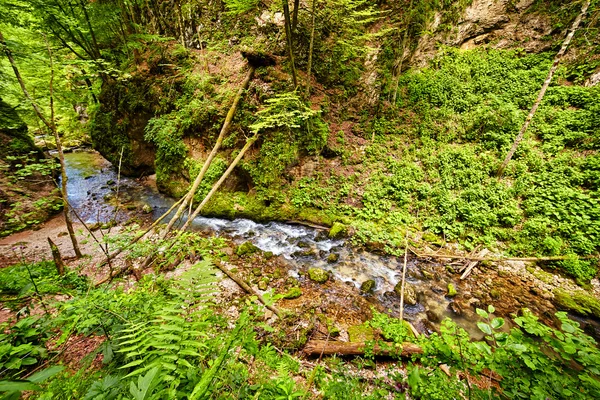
[303, 340, 422, 357]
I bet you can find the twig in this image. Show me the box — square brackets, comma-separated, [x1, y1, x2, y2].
[214, 260, 282, 318]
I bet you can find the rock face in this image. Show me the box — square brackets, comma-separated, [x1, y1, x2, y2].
[411, 0, 556, 67]
[90, 78, 156, 176]
[0, 98, 61, 235]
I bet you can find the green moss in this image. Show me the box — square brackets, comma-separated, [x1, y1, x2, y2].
[329, 222, 347, 239]
[308, 268, 329, 284]
[360, 279, 376, 294]
[348, 324, 374, 342]
[236, 241, 259, 256]
[554, 289, 600, 318]
[327, 253, 339, 263]
[282, 287, 302, 299]
[447, 283, 458, 297]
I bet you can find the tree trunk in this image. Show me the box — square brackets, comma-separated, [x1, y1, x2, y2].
[305, 0, 317, 98]
[282, 0, 298, 88]
[292, 0, 300, 33]
[1, 30, 81, 257]
[497, 0, 591, 177]
[47, 37, 83, 258]
[48, 237, 65, 275]
[303, 340, 422, 357]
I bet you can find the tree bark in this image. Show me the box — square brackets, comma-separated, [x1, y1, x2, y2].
[282, 0, 298, 88]
[48, 238, 65, 275]
[292, 0, 300, 33]
[497, 0, 591, 177]
[303, 340, 422, 357]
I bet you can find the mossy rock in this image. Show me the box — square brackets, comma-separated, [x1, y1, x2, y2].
[360, 279, 376, 294]
[283, 287, 302, 299]
[327, 253, 339, 263]
[348, 324, 374, 342]
[554, 289, 600, 319]
[394, 282, 417, 305]
[308, 268, 329, 284]
[328, 222, 347, 239]
[258, 279, 269, 291]
[447, 283, 457, 297]
[236, 241, 259, 256]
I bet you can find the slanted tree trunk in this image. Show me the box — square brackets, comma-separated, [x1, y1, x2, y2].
[160, 66, 255, 241]
[181, 134, 258, 231]
[497, 0, 591, 177]
[1, 31, 82, 257]
[282, 0, 298, 88]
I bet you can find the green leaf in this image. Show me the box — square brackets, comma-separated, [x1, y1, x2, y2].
[477, 322, 492, 335]
[0, 381, 41, 392]
[476, 308, 488, 319]
[487, 305, 495, 314]
[490, 318, 504, 329]
[28, 365, 65, 383]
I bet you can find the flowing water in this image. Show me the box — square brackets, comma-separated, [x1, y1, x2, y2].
[64, 150, 599, 338]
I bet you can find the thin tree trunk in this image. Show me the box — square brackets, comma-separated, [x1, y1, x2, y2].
[1, 30, 81, 257]
[399, 235, 408, 321]
[305, 0, 317, 98]
[137, 133, 258, 272]
[497, 0, 591, 177]
[48, 237, 65, 275]
[181, 133, 258, 231]
[282, 0, 298, 88]
[78, 0, 102, 59]
[292, 0, 300, 33]
[47, 37, 83, 258]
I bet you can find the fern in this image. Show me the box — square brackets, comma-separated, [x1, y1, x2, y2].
[116, 260, 219, 389]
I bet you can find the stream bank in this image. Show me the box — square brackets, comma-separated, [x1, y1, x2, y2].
[2, 149, 599, 341]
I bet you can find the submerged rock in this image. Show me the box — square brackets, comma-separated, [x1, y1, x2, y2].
[327, 253, 339, 263]
[308, 268, 329, 284]
[360, 279, 376, 294]
[394, 282, 418, 305]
